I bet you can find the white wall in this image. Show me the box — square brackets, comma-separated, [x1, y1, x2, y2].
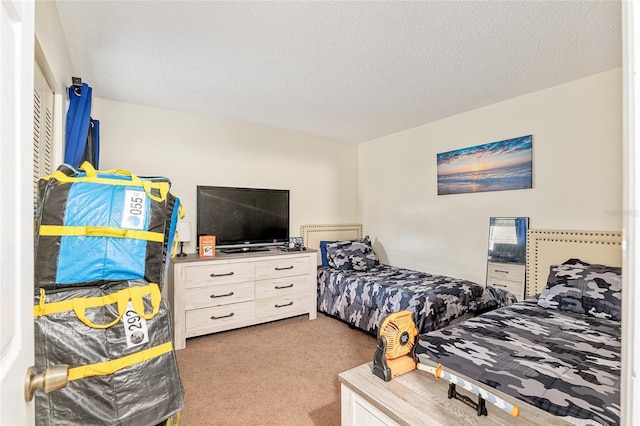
[35, 1, 73, 94]
[92, 98, 359, 253]
[359, 69, 622, 285]
[34, 1, 75, 166]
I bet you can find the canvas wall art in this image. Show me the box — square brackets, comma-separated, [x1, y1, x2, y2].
[437, 135, 533, 195]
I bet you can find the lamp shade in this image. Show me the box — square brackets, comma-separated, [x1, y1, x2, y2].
[176, 222, 192, 243]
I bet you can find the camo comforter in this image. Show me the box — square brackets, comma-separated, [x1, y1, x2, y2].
[416, 299, 620, 425]
[317, 265, 498, 336]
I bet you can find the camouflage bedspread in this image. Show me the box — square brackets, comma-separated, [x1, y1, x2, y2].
[415, 299, 620, 425]
[317, 265, 498, 336]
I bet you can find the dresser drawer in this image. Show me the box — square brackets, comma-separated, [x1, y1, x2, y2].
[255, 293, 309, 321]
[487, 277, 522, 294]
[255, 256, 310, 280]
[185, 262, 254, 288]
[255, 275, 308, 300]
[185, 301, 255, 337]
[185, 282, 254, 310]
[487, 279, 524, 302]
[487, 262, 525, 283]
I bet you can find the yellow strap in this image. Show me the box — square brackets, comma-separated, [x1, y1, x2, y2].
[170, 230, 179, 259]
[34, 283, 161, 329]
[73, 290, 130, 329]
[50, 169, 169, 197]
[49, 162, 170, 203]
[169, 205, 185, 259]
[81, 162, 145, 181]
[67, 341, 173, 381]
[38, 288, 46, 314]
[38, 225, 164, 243]
[81, 161, 170, 203]
[35, 289, 119, 317]
[128, 284, 161, 321]
[74, 284, 161, 328]
[165, 412, 181, 426]
[80, 161, 98, 178]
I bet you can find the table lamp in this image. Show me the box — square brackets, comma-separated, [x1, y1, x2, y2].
[176, 221, 191, 257]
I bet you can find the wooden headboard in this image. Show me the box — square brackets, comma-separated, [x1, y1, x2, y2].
[300, 224, 363, 265]
[525, 229, 622, 297]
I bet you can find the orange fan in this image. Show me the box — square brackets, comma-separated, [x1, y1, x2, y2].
[372, 310, 418, 381]
[371, 311, 521, 418]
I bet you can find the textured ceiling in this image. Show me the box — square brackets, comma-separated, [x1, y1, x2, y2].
[54, 1, 621, 143]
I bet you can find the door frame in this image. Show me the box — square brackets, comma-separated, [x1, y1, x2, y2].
[0, 0, 36, 424]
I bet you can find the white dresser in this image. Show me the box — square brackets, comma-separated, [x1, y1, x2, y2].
[486, 261, 526, 300]
[166, 249, 317, 350]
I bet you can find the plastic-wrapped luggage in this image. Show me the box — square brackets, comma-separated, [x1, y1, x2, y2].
[34, 279, 184, 426]
[33, 163, 185, 425]
[34, 162, 182, 289]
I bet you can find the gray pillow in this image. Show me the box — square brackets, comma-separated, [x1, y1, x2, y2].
[486, 285, 518, 308]
[537, 259, 622, 321]
[326, 236, 379, 271]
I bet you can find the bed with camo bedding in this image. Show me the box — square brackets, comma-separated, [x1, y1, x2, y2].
[300, 224, 508, 336]
[317, 264, 504, 336]
[415, 230, 623, 425]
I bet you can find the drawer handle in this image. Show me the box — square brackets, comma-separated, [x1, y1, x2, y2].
[210, 312, 234, 320]
[275, 266, 294, 271]
[492, 284, 507, 288]
[210, 272, 234, 278]
[494, 269, 509, 274]
[275, 284, 294, 290]
[275, 302, 293, 308]
[210, 292, 234, 298]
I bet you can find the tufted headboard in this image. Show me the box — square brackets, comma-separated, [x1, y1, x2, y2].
[300, 224, 363, 265]
[525, 229, 622, 298]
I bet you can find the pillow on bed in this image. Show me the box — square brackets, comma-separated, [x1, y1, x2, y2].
[325, 236, 379, 271]
[319, 241, 335, 267]
[537, 259, 622, 321]
[485, 285, 518, 308]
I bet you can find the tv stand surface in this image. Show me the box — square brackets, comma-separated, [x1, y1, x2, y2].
[219, 247, 270, 254]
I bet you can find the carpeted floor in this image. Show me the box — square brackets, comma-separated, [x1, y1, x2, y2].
[175, 314, 376, 425]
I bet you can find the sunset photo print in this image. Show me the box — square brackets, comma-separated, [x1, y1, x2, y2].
[437, 135, 533, 195]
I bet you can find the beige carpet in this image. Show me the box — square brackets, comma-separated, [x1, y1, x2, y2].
[175, 314, 376, 426]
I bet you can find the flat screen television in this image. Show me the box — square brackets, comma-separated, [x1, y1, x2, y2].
[196, 185, 290, 253]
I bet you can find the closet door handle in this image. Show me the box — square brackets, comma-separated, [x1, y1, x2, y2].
[275, 284, 294, 290]
[274, 302, 293, 308]
[211, 312, 234, 320]
[275, 266, 293, 271]
[210, 292, 234, 298]
[210, 272, 234, 277]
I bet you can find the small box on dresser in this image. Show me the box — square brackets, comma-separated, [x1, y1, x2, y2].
[166, 248, 318, 350]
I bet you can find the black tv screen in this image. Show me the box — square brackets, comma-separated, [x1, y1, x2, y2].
[197, 185, 290, 251]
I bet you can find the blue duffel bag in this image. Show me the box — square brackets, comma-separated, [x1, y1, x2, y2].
[34, 162, 183, 289]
